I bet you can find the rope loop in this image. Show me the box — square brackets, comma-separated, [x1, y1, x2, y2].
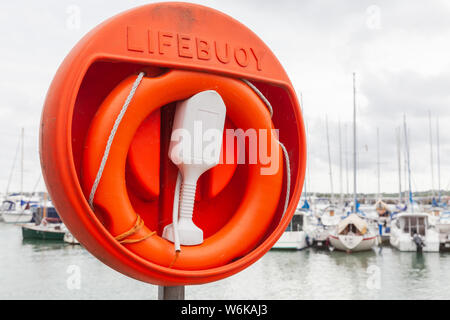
[114, 215, 156, 244]
[240, 78, 291, 218]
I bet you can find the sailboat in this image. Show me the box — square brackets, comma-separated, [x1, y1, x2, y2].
[373, 127, 392, 243]
[272, 206, 308, 250]
[375, 199, 392, 243]
[2, 195, 35, 223]
[272, 93, 308, 250]
[303, 116, 342, 249]
[2, 129, 34, 224]
[21, 195, 67, 241]
[389, 115, 440, 252]
[329, 214, 378, 252]
[425, 110, 441, 222]
[328, 73, 377, 252]
[429, 115, 450, 249]
[436, 209, 450, 250]
[303, 203, 342, 249]
[63, 230, 80, 245]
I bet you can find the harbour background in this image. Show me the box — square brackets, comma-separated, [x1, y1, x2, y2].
[1, 1, 450, 300]
[3, 222, 450, 300]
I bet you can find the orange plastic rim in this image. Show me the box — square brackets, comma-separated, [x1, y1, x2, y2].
[40, 2, 306, 285]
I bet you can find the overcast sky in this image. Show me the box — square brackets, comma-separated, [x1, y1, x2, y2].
[0, 0, 449, 195]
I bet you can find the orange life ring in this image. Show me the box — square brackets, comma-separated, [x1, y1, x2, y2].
[40, 2, 306, 286]
[81, 69, 284, 270]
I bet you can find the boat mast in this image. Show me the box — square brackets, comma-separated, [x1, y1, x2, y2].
[403, 114, 413, 212]
[404, 156, 408, 203]
[326, 115, 334, 203]
[396, 127, 402, 203]
[377, 127, 381, 200]
[344, 124, 349, 199]
[353, 72, 357, 212]
[307, 126, 312, 202]
[5, 135, 21, 199]
[43, 192, 48, 220]
[339, 120, 343, 205]
[20, 127, 24, 207]
[436, 117, 441, 202]
[300, 92, 308, 204]
[428, 110, 435, 198]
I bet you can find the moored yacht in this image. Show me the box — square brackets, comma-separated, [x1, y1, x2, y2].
[1, 196, 34, 224]
[375, 199, 392, 243]
[327, 74, 377, 253]
[64, 231, 80, 245]
[328, 213, 377, 252]
[272, 205, 308, 250]
[433, 210, 450, 250]
[436, 211, 450, 234]
[22, 217, 66, 241]
[21, 200, 66, 241]
[390, 116, 440, 252]
[304, 205, 340, 249]
[389, 212, 439, 252]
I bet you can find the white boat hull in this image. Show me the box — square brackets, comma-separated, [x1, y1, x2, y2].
[64, 232, 80, 245]
[436, 222, 450, 234]
[390, 212, 440, 252]
[390, 232, 439, 252]
[303, 212, 337, 248]
[329, 234, 377, 252]
[3, 212, 32, 223]
[272, 231, 308, 250]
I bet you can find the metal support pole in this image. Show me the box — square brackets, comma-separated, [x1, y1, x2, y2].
[158, 285, 185, 300]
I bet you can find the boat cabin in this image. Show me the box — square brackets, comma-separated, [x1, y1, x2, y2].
[337, 214, 368, 236]
[375, 200, 390, 217]
[1, 200, 16, 211]
[287, 210, 304, 232]
[429, 207, 443, 217]
[394, 214, 428, 236]
[31, 205, 61, 225]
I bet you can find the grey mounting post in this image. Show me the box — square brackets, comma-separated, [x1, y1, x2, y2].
[158, 285, 185, 300]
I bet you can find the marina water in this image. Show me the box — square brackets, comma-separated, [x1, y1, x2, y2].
[2, 222, 450, 299]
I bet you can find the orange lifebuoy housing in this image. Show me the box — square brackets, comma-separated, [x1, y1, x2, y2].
[40, 3, 306, 285]
[82, 69, 283, 270]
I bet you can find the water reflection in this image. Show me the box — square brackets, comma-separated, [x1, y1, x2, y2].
[328, 250, 376, 269]
[22, 239, 67, 251]
[412, 253, 426, 270]
[2, 222, 450, 299]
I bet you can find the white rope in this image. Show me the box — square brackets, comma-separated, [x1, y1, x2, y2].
[278, 141, 291, 215]
[241, 79, 291, 218]
[88, 72, 145, 208]
[241, 79, 273, 118]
